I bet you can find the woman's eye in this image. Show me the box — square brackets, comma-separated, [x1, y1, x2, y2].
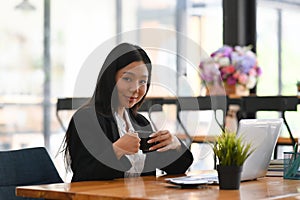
[139, 80, 147, 85]
[122, 77, 132, 82]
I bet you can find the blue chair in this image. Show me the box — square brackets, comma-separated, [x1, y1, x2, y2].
[0, 147, 63, 200]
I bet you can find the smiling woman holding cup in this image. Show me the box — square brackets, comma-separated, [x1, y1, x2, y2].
[62, 43, 193, 181]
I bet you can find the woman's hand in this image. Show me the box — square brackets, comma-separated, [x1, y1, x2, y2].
[147, 130, 181, 152]
[113, 132, 140, 159]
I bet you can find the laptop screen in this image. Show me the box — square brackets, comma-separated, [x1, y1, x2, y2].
[237, 118, 283, 181]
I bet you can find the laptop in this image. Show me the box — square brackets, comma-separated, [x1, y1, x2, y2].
[238, 118, 283, 181]
[166, 118, 283, 186]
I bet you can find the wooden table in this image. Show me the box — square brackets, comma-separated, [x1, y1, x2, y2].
[16, 172, 300, 200]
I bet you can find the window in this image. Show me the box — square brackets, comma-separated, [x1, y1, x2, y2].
[257, 0, 300, 139]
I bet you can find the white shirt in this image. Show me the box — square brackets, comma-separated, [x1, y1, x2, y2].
[114, 110, 146, 177]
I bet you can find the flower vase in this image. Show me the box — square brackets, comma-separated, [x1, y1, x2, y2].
[224, 83, 236, 95]
[206, 83, 226, 96]
[236, 85, 250, 96]
[224, 83, 249, 96]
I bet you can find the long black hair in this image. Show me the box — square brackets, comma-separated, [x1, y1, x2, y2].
[90, 43, 152, 116]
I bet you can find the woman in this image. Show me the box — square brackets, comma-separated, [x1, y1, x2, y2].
[63, 43, 193, 181]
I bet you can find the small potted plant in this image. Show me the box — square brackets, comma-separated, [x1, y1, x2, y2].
[212, 131, 254, 190]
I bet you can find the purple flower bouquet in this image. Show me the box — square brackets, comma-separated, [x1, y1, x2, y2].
[199, 45, 262, 90]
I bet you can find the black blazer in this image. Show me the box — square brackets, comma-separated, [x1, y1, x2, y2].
[66, 106, 193, 182]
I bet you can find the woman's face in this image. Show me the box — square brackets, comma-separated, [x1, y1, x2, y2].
[115, 61, 149, 109]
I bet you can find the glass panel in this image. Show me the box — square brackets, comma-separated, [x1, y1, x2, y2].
[257, 0, 300, 95]
[256, 6, 279, 95]
[0, 0, 116, 152]
[121, 0, 222, 97]
[281, 10, 300, 95]
[187, 0, 223, 96]
[121, 0, 177, 97]
[0, 0, 44, 150]
[281, 9, 300, 141]
[188, 0, 223, 54]
[257, 1, 300, 150]
[53, 0, 116, 97]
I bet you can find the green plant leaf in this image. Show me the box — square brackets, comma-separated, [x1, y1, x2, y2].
[212, 131, 254, 166]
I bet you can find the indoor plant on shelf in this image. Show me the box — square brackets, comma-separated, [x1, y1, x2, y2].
[212, 131, 254, 190]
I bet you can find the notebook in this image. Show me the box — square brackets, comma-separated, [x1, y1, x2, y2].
[238, 118, 283, 181]
[166, 118, 283, 186]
